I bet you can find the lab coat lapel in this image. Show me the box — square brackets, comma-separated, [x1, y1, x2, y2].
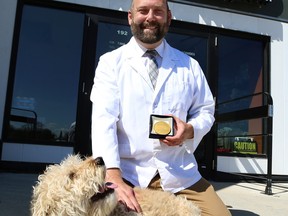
[128, 56, 154, 90]
[154, 47, 177, 93]
[124, 38, 178, 92]
[121, 38, 154, 90]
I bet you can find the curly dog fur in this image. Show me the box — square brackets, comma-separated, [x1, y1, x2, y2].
[31, 155, 200, 216]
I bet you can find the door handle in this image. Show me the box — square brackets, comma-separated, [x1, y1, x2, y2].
[82, 82, 88, 95]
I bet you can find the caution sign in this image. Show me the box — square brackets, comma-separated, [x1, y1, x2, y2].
[233, 140, 257, 154]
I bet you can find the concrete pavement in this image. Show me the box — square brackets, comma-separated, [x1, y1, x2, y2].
[0, 173, 37, 216]
[213, 181, 288, 216]
[0, 172, 287, 216]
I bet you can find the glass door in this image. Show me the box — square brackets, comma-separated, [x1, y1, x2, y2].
[216, 35, 266, 155]
[3, 5, 85, 147]
[214, 34, 270, 178]
[166, 32, 212, 177]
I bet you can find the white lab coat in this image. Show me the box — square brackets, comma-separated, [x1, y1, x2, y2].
[90, 37, 215, 193]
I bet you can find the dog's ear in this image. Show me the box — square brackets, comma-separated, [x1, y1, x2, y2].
[62, 168, 78, 191]
[69, 171, 76, 180]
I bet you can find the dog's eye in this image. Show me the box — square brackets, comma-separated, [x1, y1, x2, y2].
[69, 172, 76, 179]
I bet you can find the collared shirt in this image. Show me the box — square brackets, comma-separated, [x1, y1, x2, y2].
[139, 41, 164, 69]
[90, 37, 215, 193]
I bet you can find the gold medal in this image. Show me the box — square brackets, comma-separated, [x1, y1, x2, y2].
[154, 121, 171, 135]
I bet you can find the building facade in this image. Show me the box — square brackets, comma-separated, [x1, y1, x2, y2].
[0, 0, 287, 180]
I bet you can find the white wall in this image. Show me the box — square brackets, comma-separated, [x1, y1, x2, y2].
[0, 0, 287, 175]
[2, 142, 73, 163]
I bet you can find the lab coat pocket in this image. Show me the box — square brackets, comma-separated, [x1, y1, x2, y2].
[164, 80, 192, 116]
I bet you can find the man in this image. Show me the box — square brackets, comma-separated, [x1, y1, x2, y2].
[90, 0, 231, 215]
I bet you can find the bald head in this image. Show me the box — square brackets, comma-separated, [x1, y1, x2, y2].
[130, 0, 170, 11]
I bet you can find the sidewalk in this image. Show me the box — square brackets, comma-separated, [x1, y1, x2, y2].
[212, 181, 288, 216]
[0, 172, 287, 216]
[0, 173, 37, 216]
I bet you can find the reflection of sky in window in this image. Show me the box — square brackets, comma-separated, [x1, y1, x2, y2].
[217, 36, 264, 139]
[218, 36, 263, 105]
[166, 33, 208, 74]
[95, 22, 132, 62]
[12, 5, 85, 136]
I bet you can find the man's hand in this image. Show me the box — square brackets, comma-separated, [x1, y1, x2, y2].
[161, 115, 194, 146]
[106, 168, 142, 213]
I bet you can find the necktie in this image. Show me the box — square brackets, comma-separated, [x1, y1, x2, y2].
[146, 50, 159, 89]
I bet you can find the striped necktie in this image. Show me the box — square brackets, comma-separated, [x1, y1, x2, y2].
[146, 50, 159, 89]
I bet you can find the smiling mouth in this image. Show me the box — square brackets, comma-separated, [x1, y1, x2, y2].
[146, 25, 157, 29]
[141, 22, 158, 29]
[144, 25, 158, 31]
[90, 182, 117, 202]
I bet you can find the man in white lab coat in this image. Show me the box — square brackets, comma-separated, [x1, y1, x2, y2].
[90, 0, 231, 215]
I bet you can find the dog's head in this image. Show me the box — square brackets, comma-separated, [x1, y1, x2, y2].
[31, 155, 118, 216]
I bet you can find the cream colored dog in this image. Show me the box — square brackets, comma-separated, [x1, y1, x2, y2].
[31, 155, 201, 216]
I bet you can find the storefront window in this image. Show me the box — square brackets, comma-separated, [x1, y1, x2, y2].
[5, 5, 84, 143]
[216, 35, 266, 155]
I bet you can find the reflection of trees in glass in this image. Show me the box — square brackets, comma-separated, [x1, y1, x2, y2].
[217, 121, 249, 152]
[5, 6, 82, 144]
[8, 121, 69, 142]
[217, 127, 232, 151]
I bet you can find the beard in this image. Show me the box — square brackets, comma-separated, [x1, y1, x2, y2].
[130, 20, 169, 44]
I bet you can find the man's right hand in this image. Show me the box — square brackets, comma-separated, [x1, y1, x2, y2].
[106, 168, 142, 213]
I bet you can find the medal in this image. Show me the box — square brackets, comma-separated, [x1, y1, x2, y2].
[154, 121, 171, 135]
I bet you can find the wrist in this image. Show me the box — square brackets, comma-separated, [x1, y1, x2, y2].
[106, 168, 123, 184]
[185, 123, 194, 139]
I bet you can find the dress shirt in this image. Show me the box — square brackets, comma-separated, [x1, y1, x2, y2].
[141, 42, 164, 70]
[90, 37, 215, 193]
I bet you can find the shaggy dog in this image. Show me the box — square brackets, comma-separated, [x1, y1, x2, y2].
[31, 155, 201, 216]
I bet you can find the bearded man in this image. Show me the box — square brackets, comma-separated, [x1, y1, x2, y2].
[90, 0, 231, 215]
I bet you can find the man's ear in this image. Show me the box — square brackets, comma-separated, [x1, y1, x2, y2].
[167, 10, 172, 26]
[128, 10, 133, 25]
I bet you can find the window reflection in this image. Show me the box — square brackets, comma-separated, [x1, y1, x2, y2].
[166, 33, 208, 74]
[218, 36, 263, 104]
[7, 5, 84, 143]
[217, 119, 263, 154]
[95, 22, 132, 62]
[216, 36, 265, 155]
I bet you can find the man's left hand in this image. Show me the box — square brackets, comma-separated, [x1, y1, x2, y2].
[160, 115, 194, 146]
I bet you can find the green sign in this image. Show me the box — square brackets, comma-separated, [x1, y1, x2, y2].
[233, 141, 257, 154]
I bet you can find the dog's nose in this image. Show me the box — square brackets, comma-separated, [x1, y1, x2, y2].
[95, 157, 105, 166]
